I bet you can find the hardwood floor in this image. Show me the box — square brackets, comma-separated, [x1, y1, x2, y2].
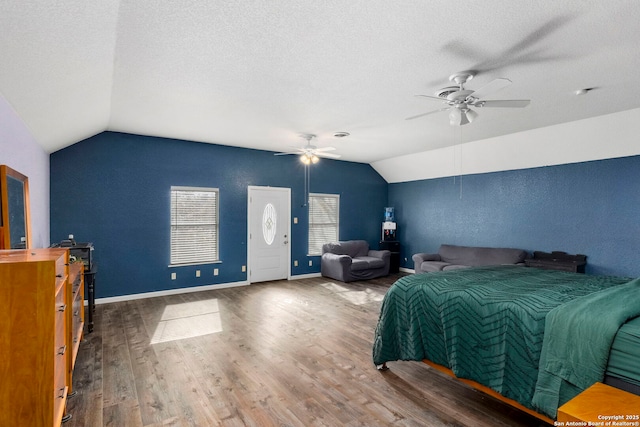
[65, 273, 549, 426]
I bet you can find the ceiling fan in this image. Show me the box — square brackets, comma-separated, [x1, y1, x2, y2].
[274, 134, 341, 164]
[406, 71, 530, 125]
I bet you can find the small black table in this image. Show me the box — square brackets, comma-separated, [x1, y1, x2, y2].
[525, 251, 586, 273]
[379, 240, 401, 273]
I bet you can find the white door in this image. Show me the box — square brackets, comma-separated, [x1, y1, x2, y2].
[248, 186, 290, 283]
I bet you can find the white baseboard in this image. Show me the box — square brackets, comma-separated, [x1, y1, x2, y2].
[290, 272, 322, 280]
[93, 280, 249, 305]
[399, 267, 415, 274]
[90, 270, 388, 306]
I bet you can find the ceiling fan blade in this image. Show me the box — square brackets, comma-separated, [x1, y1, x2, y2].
[477, 99, 530, 108]
[469, 78, 512, 100]
[405, 107, 450, 120]
[274, 145, 306, 155]
[315, 152, 341, 159]
[314, 146, 336, 152]
[415, 94, 445, 102]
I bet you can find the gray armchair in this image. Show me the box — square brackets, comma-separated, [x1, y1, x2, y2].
[321, 240, 391, 282]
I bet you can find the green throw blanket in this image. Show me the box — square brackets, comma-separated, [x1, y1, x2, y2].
[372, 266, 634, 417]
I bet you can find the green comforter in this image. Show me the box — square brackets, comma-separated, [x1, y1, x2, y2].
[372, 266, 636, 417]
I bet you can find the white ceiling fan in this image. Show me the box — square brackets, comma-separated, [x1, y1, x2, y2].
[407, 71, 530, 125]
[274, 133, 341, 164]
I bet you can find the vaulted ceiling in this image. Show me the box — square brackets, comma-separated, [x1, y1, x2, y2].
[1, 1, 639, 163]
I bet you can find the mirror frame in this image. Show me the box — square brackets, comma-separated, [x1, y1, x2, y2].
[0, 165, 31, 249]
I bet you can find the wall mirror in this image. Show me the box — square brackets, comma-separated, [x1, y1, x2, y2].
[0, 165, 31, 249]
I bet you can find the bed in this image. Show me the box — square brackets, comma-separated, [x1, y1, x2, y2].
[372, 266, 640, 420]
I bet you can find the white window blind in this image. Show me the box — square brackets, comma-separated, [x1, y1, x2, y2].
[170, 186, 219, 265]
[308, 193, 339, 256]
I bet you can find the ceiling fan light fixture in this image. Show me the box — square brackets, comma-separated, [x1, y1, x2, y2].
[465, 108, 478, 123]
[449, 105, 476, 126]
[449, 108, 467, 126]
[300, 153, 320, 164]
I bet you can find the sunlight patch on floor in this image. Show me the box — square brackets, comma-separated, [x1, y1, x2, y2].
[150, 298, 222, 344]
[320, 281, 384, 305]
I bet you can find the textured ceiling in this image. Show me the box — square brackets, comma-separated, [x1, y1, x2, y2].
[1, 1, 639, 163]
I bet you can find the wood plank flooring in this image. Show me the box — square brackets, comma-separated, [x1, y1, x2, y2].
[65, 273, 550, 426]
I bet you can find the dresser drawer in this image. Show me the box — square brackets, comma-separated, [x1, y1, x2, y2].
[70, 263, 84, 371]
[72, 292, 84, 340]
[69, 263, 83, 296]
[55, 254, 67, 278]
[54, 290, 67, 362]
[71, 290, 84, 361]
[54, 289, 67, 423]
[53, 353, 67, 404]
[55, 286, 67, 335]
[53, 361, 67, 426]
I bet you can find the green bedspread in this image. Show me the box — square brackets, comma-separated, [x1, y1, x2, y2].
[372, 266, 635, 417]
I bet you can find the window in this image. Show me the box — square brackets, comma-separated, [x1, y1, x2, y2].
[308, 193, 339, 256]
[170, 186, 219, 265]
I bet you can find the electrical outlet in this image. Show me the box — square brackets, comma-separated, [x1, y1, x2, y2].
[294, 260, 298, 267]
[171, 272, 176, 280]
[293, 217, 298, 224]
[242, 265, 246, 272]
[196, 270, 201, 277]
[309, 260, 313, 267]
[214, 268, 219, 276]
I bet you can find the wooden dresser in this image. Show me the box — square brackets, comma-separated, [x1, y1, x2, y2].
[0, 248, 83, 427]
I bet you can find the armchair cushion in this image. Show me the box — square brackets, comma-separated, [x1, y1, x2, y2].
[351, 256, 386, 271]
[323, 240, 369, 258]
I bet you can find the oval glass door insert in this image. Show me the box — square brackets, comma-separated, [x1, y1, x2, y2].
[262, 203, 277, 245]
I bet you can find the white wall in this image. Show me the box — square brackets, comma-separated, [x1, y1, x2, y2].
[0, 94, 50, 247]
[372, 108, 640, 183]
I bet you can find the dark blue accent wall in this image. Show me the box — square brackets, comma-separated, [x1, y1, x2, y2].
[50, 132, 388, 298]
[389, 155, 640, 277]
